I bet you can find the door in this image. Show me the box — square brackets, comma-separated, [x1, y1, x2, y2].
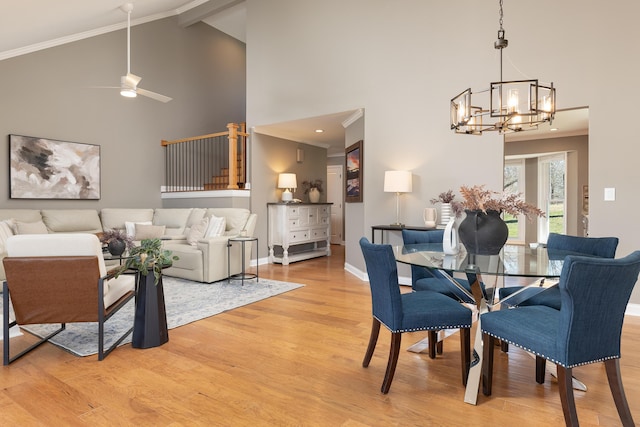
[327, 165, 344, 244]
[538, 153, 567, 243]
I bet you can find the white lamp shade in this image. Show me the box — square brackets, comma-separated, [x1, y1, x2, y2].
[384, 171, 412, 193]
[278, 173, 297, 189]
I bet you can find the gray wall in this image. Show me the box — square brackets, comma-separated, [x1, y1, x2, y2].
[245, 0, 640, 304]
[0, 17, 245, 209]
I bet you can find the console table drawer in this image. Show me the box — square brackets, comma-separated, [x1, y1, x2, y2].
[289, 230, 310, 243]
[311, 227, 328, 239]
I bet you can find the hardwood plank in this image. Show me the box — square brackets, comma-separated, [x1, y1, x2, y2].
[1, 245, 639, 425]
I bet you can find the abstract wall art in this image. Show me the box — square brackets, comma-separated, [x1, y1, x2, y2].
[9, 134, 101, 200]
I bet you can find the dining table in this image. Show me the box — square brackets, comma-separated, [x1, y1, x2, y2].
[394, 243, 592, 405]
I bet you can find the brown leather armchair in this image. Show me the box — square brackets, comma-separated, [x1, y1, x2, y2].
[2, 234, 135, 364]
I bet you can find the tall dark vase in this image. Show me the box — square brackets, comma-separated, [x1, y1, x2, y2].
[458, 209, 509, 255]
[132, 271, 169, 349]
[108, 239, 126, 256]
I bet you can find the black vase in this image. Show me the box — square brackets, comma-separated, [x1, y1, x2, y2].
[132, 271, 169, 349]
[458, 209, 509, 255]
[108, 239, 126, 256]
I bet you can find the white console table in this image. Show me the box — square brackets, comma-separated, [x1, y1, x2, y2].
[267, 203, 332, 265]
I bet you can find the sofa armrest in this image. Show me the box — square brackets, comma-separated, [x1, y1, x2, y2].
[195, 236, 243, 282]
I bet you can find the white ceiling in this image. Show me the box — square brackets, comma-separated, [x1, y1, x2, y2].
[1, 1, 586, 153]
[0, 0, 246, 61]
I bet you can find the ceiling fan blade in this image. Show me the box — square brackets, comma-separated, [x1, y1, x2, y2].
[137, 87, 172, 103]
[124, 73, 142, 87]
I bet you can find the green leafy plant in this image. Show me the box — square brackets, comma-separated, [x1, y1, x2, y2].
[117, 238, 178, 284]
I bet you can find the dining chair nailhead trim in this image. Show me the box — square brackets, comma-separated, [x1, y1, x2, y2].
[482, 331, 621, 368]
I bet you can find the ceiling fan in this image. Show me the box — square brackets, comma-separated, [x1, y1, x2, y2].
[107, 3, 172, 103]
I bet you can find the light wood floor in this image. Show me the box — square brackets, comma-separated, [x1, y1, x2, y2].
[2, 245, 639, 426]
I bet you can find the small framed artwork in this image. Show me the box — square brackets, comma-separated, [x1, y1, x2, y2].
[345, 140, 363, 203]
[9, 134, 101, 200]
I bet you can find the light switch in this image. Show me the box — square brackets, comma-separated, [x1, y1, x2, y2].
[604, 187, 616, 201]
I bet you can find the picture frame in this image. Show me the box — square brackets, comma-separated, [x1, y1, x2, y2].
[345, 140, 363, 203]
[9, 134, 101, 200]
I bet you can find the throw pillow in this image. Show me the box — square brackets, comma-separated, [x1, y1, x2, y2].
[205, 215, 226, 237]
[125, 221, 152, 238]
[0, 219, 15, 254]
[15, 220, 48, 235]
[187, 216, 209, 246]
[135, 224, 166, 240]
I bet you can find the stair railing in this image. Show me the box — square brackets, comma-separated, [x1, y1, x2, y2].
[161, 123, 248, 192]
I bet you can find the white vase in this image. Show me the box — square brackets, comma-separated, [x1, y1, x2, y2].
[442, 217, 459, 255]
[308, 187, 320, 203]
[440, 203, 452, 226]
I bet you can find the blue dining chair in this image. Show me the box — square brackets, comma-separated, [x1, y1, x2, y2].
[401, 229, 479, 304]
[499, 233, 619, 310]
[359, 237, 472, 393]
[481, 251, 640, 427]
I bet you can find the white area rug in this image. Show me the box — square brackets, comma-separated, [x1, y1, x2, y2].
[1, 276, 304, 357]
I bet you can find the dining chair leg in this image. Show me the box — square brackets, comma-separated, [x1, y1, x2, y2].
[460, 327, 471, 386]
[500, 340, 509, 352]
[535, 356, 546, 384]
[428, 330, 437, 359]
[482, 333, 494, 396]
[381, 332, 402, 394]
[436, 338, 444, 355]
[363, 318, 381, 367]
[604, 359, 635, 427]
[557, 366, 579, 427]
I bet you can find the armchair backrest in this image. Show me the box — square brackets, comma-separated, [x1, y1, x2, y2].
[359, 237, 403, 330]
[6, 233, 107, 276]
[557, 251, 640, 366]
[547, 233, 618, 259]
[3, 234, 108, 324]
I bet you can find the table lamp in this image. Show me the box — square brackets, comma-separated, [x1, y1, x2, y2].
[384, 170, 412, 226]
[278, 173, 297, 202]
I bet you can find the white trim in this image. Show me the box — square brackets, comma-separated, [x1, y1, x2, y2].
[626, 303, 640, 317]
[160, 189, 250, 199]
[345, 262, 367, 281]
[341, 108, 364, 128]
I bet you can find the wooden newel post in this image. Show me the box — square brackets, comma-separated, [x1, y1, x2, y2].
[227, 123, 239, 189]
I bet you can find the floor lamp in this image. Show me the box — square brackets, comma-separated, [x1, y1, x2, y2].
[384, 171, 412, 226]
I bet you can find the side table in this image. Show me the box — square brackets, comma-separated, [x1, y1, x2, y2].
[227, 236, 258, 285]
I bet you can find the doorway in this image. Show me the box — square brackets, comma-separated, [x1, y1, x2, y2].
[327, 165, 344, 244]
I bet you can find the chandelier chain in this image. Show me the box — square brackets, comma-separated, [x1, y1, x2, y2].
[498, 0, 504, 31]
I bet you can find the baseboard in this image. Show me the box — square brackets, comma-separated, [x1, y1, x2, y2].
[626, 303, 640, 317]
[344, 262, 367, 281]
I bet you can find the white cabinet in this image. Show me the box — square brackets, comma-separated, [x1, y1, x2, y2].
[267, 203, 331, 265]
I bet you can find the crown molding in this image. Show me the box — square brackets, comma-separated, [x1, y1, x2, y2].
[341, 108, 364, 128]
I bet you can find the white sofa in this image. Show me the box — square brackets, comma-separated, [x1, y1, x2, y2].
[0, 208, 257, 283]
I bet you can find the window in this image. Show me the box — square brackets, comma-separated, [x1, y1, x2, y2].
[504, 159, 525, 243]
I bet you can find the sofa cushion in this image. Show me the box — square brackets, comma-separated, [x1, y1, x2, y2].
[0, 209, 42, 223]
[0, 219, 15, 254]
[205, 208, 250, 235]
[206, 215, 226, 237]
[187, 216, 209, 246]
[125, 221, 152, 238]
[100, 209, 154, 231]
[152, 209, 193, 236]
[135, 224, 166, 240]
[15, 220, 48, 234]
[41, 209, 103, 233]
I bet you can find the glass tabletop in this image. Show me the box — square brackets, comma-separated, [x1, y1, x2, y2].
[394, 243, 592, 278]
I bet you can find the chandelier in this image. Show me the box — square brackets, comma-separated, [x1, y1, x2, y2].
[450, 0, 556, 135]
